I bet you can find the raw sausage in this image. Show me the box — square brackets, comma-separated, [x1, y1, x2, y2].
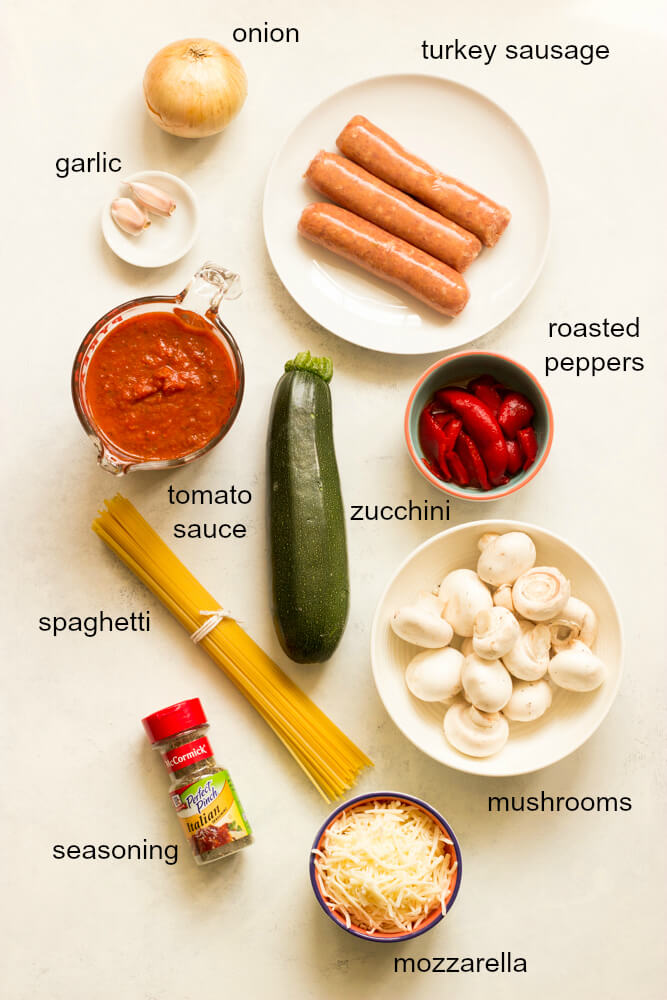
[337, 115, 511, 248]
[299, 203, 469, 316]
[298, 203, 469, 317]
[337, 116, 510, 247]
[304, 151, 481, 272]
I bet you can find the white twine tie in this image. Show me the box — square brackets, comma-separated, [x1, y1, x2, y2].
[190, 608, 240, 644]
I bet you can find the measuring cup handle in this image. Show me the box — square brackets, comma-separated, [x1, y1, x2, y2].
[179, 262, 243, 317]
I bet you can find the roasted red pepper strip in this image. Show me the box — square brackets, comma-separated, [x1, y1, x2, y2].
[428, 407, 456, 430]
[427, 398, 449, 417]
[468, 376, 503, 417]
[419, 408, 448, 465]
[455, 432, 491, 490]
[440, 416, 463, 454]
[438, 452, 452, 479]
[419, 409, 460, 481]
[447, 451, 470, 487]
[435, 388, 508, 486]
[467, 374, 496, 389]
[505, 438, 523, 475]
[474, 384, 503, 416]
[498, 392, 535, 438]
[431, 411, 451, 428]
[517, 426, 538, 470]
[424, 457, 450, 482]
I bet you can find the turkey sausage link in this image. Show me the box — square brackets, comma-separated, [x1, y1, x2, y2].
[337, 115, 511, 247]
[298, 203, 469, 317]
[304, 150, 481, 272]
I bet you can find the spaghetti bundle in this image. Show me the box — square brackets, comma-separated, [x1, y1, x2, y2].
[93, 495, 371, 801]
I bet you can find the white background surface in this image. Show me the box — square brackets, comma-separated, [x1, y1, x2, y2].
[2, 1, 666, 998]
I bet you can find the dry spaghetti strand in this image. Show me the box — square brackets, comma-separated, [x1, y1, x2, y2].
[92, 495, 372, 801]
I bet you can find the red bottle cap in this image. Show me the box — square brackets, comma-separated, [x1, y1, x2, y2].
[142, 698, 207, 743]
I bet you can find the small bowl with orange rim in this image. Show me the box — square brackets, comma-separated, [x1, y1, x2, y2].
[309, 791, 462, 942]
[405, 350, 554, 501]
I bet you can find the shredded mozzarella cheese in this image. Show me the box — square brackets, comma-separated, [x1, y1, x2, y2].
[313, 800, 455, 934]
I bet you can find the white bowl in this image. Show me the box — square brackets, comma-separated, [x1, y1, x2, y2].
[101, 170, 199, 268]
[370, 520, 623, 777]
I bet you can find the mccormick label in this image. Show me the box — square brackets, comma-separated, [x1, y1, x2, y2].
[164, 737, 212, 772]
[170, 770, 251, 857]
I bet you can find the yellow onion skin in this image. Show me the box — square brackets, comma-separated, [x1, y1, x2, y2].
[143, 38, 248, 139]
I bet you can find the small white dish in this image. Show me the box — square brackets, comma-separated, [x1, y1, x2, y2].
[264, 74, 551, 355]
[370, 520, 623, 777]
[102, 170, 199, 268]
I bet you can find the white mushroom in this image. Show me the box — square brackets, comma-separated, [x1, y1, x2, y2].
[548, 640, 606, 692]
[472, 607, 521, 661]
[391, 592, 453, 648]
[460, 636, 475, 656]
[493, 584, 515, 613]
[503, 679, 553, 722]
[461, 653, 512, 712]
[444, 703, 509, 757]
[477, 532, 500, 551]
[502, 621, 551, 681]
[548, 597, 599, 650]
[477, 531, 537, 587]
[405, 648, 464, 703]
[439, 569, 492, 638]
[512, 567, 571, 622]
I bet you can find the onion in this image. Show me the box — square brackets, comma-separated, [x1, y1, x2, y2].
[143, 38, 247, 138]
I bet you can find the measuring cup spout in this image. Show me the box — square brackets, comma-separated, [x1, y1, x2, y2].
[97, 447, 128, 476]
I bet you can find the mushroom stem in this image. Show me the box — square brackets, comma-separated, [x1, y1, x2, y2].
[391, 592, 453, 648]
[548, 597, 598, 650]
[444, 702, 509, 757]
[512, 567, 571, 622]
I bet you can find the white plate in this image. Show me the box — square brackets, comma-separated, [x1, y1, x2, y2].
[370, 521, 623, 776]
[264, 74, 550, 355]
[101, 170, 199, 268]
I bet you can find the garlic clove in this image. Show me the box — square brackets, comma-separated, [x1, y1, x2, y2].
[473, 606, 521, 660]
[512, 566, 570, 622]
[548, 640, 606, 692]
[111, 198, 151, 235]
[126, 181, 176, 217]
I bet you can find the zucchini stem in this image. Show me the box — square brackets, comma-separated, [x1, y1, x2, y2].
[285, 350, 333, 383]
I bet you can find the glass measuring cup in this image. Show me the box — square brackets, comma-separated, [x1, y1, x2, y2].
[72, 263, 244, 475]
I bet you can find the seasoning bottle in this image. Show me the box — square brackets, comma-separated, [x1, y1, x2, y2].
[142, 698, 252, 865]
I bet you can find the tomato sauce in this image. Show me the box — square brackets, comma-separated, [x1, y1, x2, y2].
[85, 311, 239, 460]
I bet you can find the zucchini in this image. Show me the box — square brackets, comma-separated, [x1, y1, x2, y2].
[268, 351, 349, 663]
